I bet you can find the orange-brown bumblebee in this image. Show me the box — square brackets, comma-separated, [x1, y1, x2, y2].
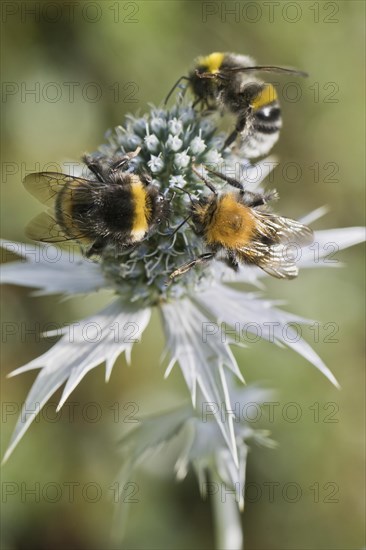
[170, 167, 313, 280]
[166, 52, 308, 157]
[23, 148, 167, 257]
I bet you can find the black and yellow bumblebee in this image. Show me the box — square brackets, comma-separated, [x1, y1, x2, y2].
[166, 52, 308, 157]
[170, 166, 313, 280]
[23, 147, 167, 257]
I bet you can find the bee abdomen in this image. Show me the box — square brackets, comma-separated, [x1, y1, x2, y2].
[254, 106, 282, 133]
[240, 103, 282, 157]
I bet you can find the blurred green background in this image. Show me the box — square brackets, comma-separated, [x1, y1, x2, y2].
[1, 1, 365, 549]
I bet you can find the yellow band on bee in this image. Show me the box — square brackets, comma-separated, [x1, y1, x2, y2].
[251, 84, 277, 110]
[131, 179, 149, 237]
[197, 52, 225, 74]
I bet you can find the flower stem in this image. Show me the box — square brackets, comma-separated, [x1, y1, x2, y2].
[210, 470, 243, 550]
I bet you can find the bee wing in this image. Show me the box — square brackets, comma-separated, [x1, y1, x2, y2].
[23, 172, 94, 206]
[26, 212, 69, 242]
[258, 242, 301, 279]
[25, 212, 90, 244]
[236, 241, 299, 279]
[253, 211, 314, 246]
[237, 212, 313, 279]
[221, 66, 308, 78]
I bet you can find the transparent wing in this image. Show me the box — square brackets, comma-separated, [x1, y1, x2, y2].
[25, 212, 91, 244]
[220, 66, 308, 78]
[23, 172, 95, 206]
[253, 211, 314, 246]
[236, 212, 313, 279]
[236, 241, 299, 279]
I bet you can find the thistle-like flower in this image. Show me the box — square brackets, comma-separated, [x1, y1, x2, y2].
[1, 100, 365, 548]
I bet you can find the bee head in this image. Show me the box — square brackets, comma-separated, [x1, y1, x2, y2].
[148, 190, 169, 226]
[195, 52, 225, 75]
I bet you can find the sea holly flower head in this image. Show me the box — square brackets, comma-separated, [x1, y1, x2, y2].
[95, 103, 232, 306]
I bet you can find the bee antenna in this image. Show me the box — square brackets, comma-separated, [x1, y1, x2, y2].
[170, 214, 192, 237]
[173, 185, 194, 203]
[164, 76, 190, 105]
[83, 155, 107, 182]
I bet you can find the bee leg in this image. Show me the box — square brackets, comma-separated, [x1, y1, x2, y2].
[246, 194, 266, 207]
[244, 190, 279, 208]
[164, 76, 190, 105]
[83, 155, 108, 183]
[222, 111, 248, 150]
[168, 253, 215, 281]
[110, 146, 141, 173]
[85, 248, 97, 258]
[192, 166, 218, 195]
[173, 185, 194, 204]
[204, 168, 278, 206]
[205, 167, 244, 192]
[201, 106, 217, 117]
[85, 238, 106, 258]
[169, 214, 192, 236]
[225, 251, 239, 271]
[222, 128, 239, 150]
[138, 170, 153, 186]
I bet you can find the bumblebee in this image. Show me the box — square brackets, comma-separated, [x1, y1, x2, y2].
[170, 167, 313, 280]
[165, 52, 308, 157]
[23, 148, 167, 257]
